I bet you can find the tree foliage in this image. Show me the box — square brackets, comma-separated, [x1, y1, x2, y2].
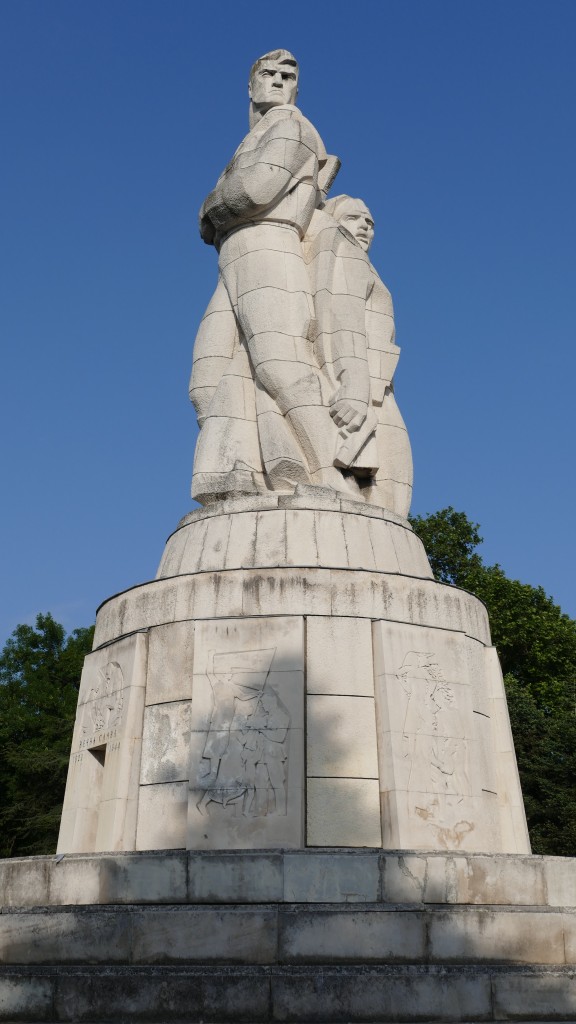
[0, 613, 94, 857]
[411, 508, 576, 855]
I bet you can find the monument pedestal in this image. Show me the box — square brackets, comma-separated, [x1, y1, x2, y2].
[1, 849, 576, 1022]
[57, 490, 528, 858]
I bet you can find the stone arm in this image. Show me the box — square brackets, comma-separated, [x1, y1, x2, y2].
[200, 113, 320, 243]
[328, 271, 372, 431]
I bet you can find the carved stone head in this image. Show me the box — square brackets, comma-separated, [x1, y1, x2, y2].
[248, 49, 299, 122]
[323, 195, 375, 253]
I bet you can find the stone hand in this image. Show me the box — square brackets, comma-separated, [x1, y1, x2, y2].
[329, 398, 368, 432]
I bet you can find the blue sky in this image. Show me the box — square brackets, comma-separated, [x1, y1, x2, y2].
[1, 0, 575, 644]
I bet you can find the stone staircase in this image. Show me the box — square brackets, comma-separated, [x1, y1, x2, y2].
[1, 850, 575, 1022]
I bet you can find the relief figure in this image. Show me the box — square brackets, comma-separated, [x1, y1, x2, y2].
[196, 648, 289, 817]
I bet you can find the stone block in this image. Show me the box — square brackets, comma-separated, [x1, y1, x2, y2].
[271, 965, 492, 1021]
[53, 968, 204, 1022]
[57, 633, 147, 855]
[49, 855, 101, 906]
[240, 568, 331, 617]
[284, 509, 319, 566]
[381, 853, 426, 903]
[367, 518, 401, 572]
[145, 621, 194, 705]
[0, 972, 54, 1021]
[563, 910, 576, 963]
[188, 851, 283, 902]
[307, 695, 379, 778]
[0, 909, 131, 964]
[279, 907, 425, 962]
[130, 907, 277, 964]
[492, 967, 576, 1018]
[341, 514, 377, 569]
[0, 858, 49, 908]
[545, 856, 576, 907]
[99, 851, 187, 903]
[136, 780, 188, 851]
[306, 616, 374, 696]
[452, 853, 546, 905]
[307, 778, 381, 847]
[254, 510, 287, 565]
[429, 908, 566, 964]
[225, 509, 258, 568]
[140, 701, 191, 784]
[283, 851, 380, 903]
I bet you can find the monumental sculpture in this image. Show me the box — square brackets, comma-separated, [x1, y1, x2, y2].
[190, 49, 411, 514]
[10, 49, 576, 1024]
[57, 49, 530, 859]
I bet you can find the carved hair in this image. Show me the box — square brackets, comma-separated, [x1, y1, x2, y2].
[249, 49, 299, 87]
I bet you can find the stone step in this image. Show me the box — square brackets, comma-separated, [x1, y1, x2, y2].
[2, 903, 576, 968]
[2, 850, 575, 909]
[1, 964, 575, 1022]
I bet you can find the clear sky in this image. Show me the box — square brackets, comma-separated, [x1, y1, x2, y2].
[1, 0, 575, 644]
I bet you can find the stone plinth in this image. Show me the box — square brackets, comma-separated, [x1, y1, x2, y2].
[1, 850, 576, 1022]
[57, 491, 529, 857]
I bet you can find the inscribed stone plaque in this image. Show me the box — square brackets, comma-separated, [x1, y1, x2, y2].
[58, 633, 147, 854]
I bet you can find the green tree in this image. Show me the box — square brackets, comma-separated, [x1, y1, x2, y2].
[410, 508, 576, 855]
[0, 613, 94, 857]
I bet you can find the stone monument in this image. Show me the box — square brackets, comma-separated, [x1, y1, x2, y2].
[57, 48, 528, 858]
[4, 50, 575, 1024]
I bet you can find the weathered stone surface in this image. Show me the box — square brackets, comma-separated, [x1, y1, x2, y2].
[187, 616, 304, 851]
[307, 778, 382, 847]
[283, 851, 380, 903]
[188, 852, 283, 903]
[278, 907, 426, 962]
[130, 906, 278, 964]
[8, 850, 575, 911]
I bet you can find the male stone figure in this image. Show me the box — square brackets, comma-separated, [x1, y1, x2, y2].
[192, 49, 355, 499]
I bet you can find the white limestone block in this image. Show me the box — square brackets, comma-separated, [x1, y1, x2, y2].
[283, 852, 380, 902]
[307, 695, 379, 778]
[428, 908, 566, 964]
[145, 620, 194, 706]
[198, 514, 233, 572]
[254, 510, 287, 565]
[485, 646, 531, 854]
[57, 633, 147, 854]
[284, 510, 320, 566]
[225, 510, 258, 568]
[307, 778, 382, 847]
[279, 907, 426, 962]
[188, 617, 305, 849]
[341, 514, 377, 570]
[306, 616, 374, 696]
[140, 701, 191, 785]
[136, 781, 188, 851]
[367, 518, 401, 573]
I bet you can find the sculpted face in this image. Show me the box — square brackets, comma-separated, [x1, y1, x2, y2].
[337, 200, 375, 252]
[249, 59, 298, 110]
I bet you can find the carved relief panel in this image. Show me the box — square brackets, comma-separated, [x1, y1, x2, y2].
[57, 632, 148, 854]
[188, 616, 304, 849]
[373, 621, 501, 853]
